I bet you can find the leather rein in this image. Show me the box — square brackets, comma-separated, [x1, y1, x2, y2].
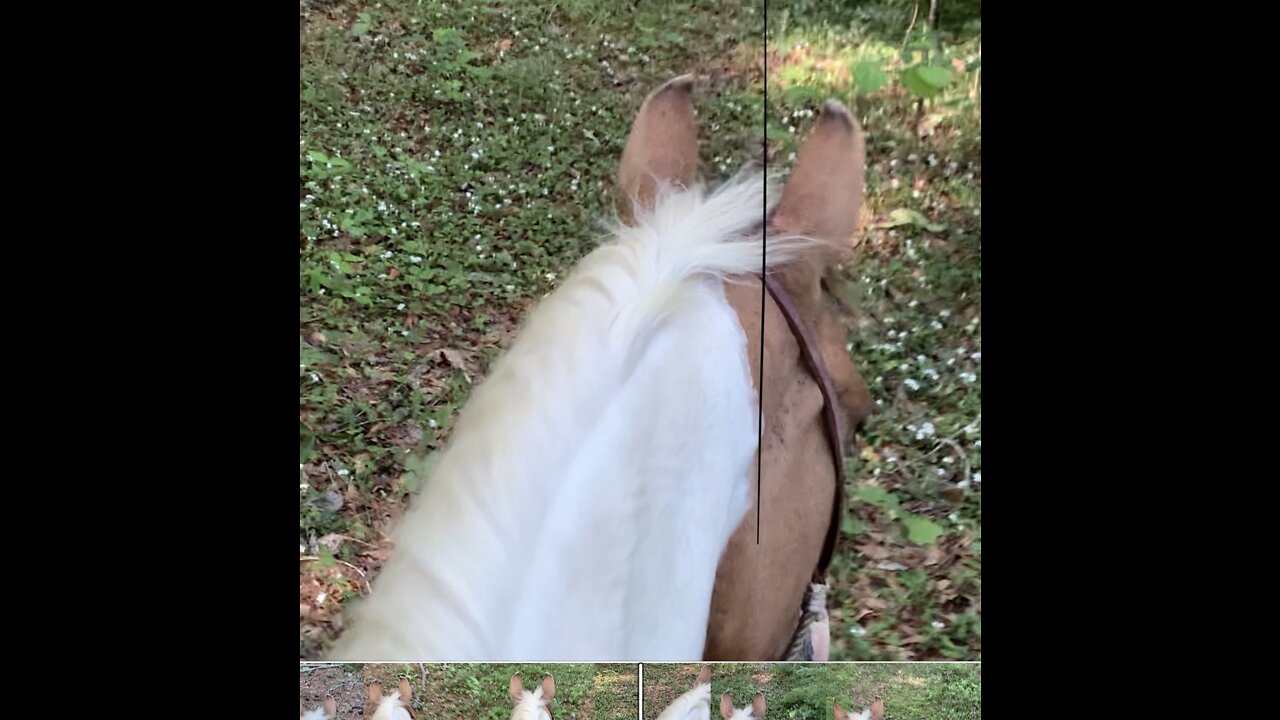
[760, 272, 846, 583]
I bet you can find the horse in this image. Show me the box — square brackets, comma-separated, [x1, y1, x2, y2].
[834, 696, 884, 720]
[655, 665, 713, 720]
[508, 673, 556, 720]
[367, 679, 414, 720]
[328, 74, 871, 661]
[719, 691, 766, 720]
[301, 697, 336, 720]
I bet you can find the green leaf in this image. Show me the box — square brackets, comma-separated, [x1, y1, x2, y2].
[765, 123, 791, 141]
[916, 66, 952, 88]
[840, 513, 857, 537]
[900, 513, 946, 545]
[855, 485, 899, 510]
[901, 65, 952, 98]
[875, 208, 946, 233]
[902, 65, 952, 98]
[351, 22, 370, 36]
[852, 61, 887, 93]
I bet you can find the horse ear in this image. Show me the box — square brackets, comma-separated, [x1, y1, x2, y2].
[870, 696, 884, 720]
[752, 692, 766, 718]
[541, 674, 556, 702]
[399, 678, 413, 702]
[833, 701, 848, 720]
[720, 692, 734, 720]
[769, 99, 866, 307]
[617, 74, 699, 224]
[770, 98, 865, 256]
[368, 682, 382, 705]
[324, 697, 337, 717]
[696, 664, 712, 687]
[509, 673, 525, 703]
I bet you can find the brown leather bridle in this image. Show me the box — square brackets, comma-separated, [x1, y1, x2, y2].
[760, 272, 846, 583]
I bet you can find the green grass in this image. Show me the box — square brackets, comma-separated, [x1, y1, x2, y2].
[765, 0, 981, 660]
[299, 0, 765, 657]
[299, 0, 979, 662]
[644, 663, 980, 720]
[363, 663, 637, 720]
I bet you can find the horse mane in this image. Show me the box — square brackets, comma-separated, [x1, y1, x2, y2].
[656, 681, 711, 720]
[370, 691, 409, 720]
[510, 687, 551, 720]
[331, 175, 814, 660]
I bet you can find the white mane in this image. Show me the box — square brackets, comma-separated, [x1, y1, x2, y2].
[656, 682, 711, 720]
[370, 690, 411, 720]
[511, 688, 552, 720]
[331, 176, 807, 660]
[727, 708, 757, 720]
[301, 707, 332, 720]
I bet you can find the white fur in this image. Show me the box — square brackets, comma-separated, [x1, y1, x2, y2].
[301, 708, 332, 720]
[511, 688, 553, 720]
[370, 691, 411, 720]
[331, 177, 810, 660]
[727, 708, 756, 720]
[656, 682, 711, 720]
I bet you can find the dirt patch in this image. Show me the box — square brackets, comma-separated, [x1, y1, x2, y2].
[300, 664, 365, 718]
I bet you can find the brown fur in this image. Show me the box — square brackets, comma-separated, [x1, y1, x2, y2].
[706, 102, 872, 659]
[617, 80, 872, 660]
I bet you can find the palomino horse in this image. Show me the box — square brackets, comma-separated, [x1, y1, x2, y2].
[719, 691, 766, 720]
[367, 679, 414, 720]
[301, 697, 337, 720]
[834, 696, 884, 720]
[329, 75, 870, 661]
[508, 673, 555, 720]
[704, 92, 874, 660]
[656, 665, 713, 720]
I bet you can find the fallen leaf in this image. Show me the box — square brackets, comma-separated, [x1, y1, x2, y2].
[901, 513, 945, 545]
[388, 267, 400, 279]
[496, 38, 512, 52]
[860, 446, 881, 463]
[874, 208, 946, 233]
[436, 348, 467, 370]
[858, 544, 891, 561]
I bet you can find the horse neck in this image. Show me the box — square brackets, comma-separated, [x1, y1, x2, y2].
[336, 181, 776, 660]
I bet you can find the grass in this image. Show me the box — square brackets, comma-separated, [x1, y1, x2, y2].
[362, 663, 637, 720]
[764, 0, 981, 660]
[644, 663, 980, 720]
[299, 663, 366, 718]
[299, 0, 765, 657]
[299, 0, 979, 661]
